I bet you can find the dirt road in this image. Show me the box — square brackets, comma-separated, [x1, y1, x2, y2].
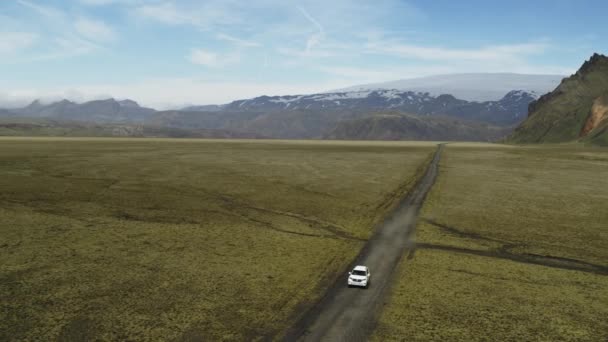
[282, 144, 443, 342]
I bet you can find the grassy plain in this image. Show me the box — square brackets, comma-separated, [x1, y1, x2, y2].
[0, 137, 435, 341]
[374, 143, 608, 341]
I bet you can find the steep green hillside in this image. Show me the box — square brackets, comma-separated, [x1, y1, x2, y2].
[509, 53, 608, 144]
[582, 121, 608, 146]
[581, 94, 608, 146]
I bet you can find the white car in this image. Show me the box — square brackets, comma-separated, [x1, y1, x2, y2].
[347, 265, 371, 288]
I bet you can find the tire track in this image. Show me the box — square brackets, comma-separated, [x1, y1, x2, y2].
[419, 219, 608, 275]
[416, 243, 608, 275]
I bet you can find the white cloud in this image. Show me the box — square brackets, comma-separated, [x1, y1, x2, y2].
[188, 49, 219, 67]
[80, 0, 112, 4]
[75, 17, 117, 42]
[316, 65, 473, 84]
[134, 1, 240, 30]
[0, 14, 20, 27]
[277, 47, 338, 59]
[297, 6, 325, 55]
[318, 66, 406, 81]
[80, 0, 138, 5]
[52, 37, 101, 57]
[15, 37, 101, 63]
[136, 2, 191, 25]
[0, 77, 356, 109]
[12, 0, 110, 61]
[216, 33, 261, 48]
[188, 49, 239, 67]
[0, 32, 38, 55]
[17, 0, 65, 19]
[364, 41, 550, 63]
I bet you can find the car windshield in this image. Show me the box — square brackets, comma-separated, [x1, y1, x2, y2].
[352, 270, 366, 276]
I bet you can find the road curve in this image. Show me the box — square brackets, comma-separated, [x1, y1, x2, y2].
[282, 144, 443, 342]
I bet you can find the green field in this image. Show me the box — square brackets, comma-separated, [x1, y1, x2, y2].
[374, 143, 608, 341]
[0, 138, 435, 341]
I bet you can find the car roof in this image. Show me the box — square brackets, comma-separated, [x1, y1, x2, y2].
[353, 265, 368, 271]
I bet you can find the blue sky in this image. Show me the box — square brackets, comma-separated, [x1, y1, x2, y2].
[0, 0, 605, 108]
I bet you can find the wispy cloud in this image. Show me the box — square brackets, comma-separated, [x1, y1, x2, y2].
[216, 33, 261, 48]
[13, 0, 114, 61]
[135, 1, 240, 30]
[136, 2, 192, 26]
[364, 41, 549, 63]
[318, 66, 401, 81]
[297, 6, 325, 55]
[277, 47, 339, 59]
[188, 48, 239, 68]
[17, 0, 65, 19]
[80, 0, 138, 5]
[0, 32, 38, 56]
[317, 65, 463, 83]
[38, 37, 101, 60]
[75, 17, 117, 42]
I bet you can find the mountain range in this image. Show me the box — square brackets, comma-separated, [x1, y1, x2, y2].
[0, 88, 540, 140]
[14, 65, 608, 143]
[1, 57, 605, 144]
[191, 89, 537, 126]
[10, 98, 155, 123]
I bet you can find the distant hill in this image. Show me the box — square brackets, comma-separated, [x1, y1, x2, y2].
[325, 113, 511, 141]
[181, 104, 223, 112]
[148, 109, 356, 139]
[151, 108, 511, 141]
[0, 117, 265, 139]
[0, 108, 17, 117]
[10, 98, 156, 123]
[509, 53, 608, 145]
[333, 73, 563, 101]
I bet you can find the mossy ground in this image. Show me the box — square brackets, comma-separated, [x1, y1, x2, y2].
[374, 143, 608, 341]
[0, 138, 435, 341]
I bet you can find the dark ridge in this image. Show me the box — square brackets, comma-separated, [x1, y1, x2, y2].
[578, 53, 608, 75]
[527, 89, 563, 117]
[527, 54, 607, 117]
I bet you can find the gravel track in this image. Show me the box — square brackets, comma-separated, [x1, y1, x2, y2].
[282, 144, 443, 342]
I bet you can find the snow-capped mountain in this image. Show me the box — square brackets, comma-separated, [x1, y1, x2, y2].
[223, 90, 436, 112]
[332, 73, 563, 102]
[215, 89, 538, 125]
